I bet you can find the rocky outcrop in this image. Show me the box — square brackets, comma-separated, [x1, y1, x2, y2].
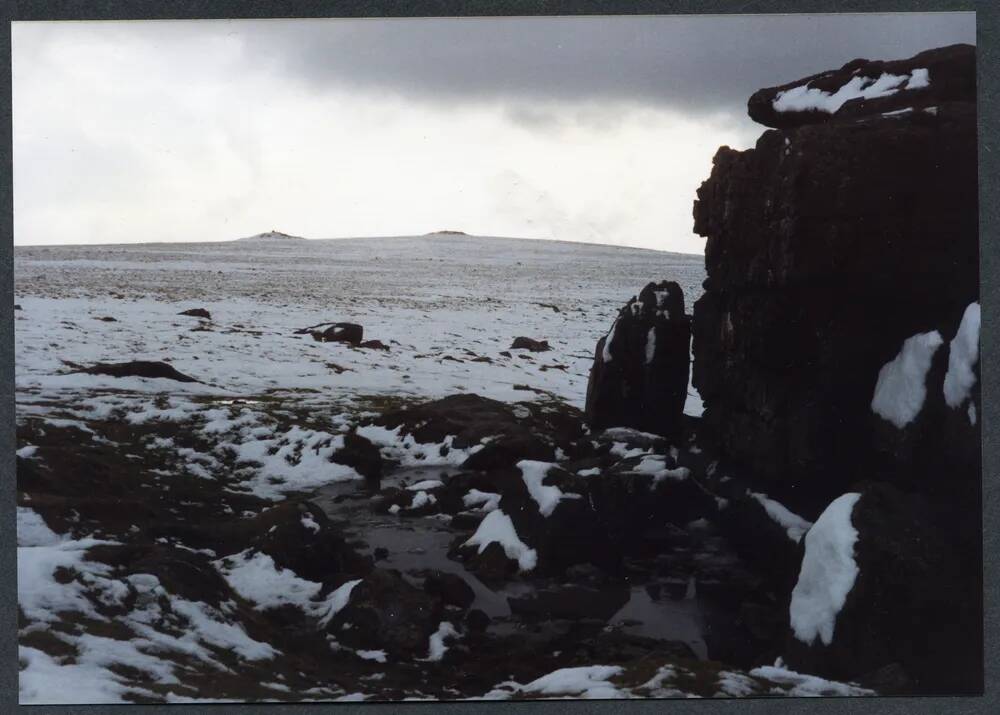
[689, 44, 981, 695]
[585, 281, 691, 437]
[784, 483, 981, 694]
[691, 44, 978, 504]
[748, 44, 975, 129]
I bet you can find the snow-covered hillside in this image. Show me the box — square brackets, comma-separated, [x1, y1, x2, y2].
[14, 234, 705, 409]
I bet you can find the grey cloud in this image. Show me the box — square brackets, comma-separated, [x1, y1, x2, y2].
[241, 13, 975, 116]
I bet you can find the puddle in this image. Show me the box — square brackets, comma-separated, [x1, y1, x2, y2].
[610, 580, 708, 659]
[313, 466, 722, 658]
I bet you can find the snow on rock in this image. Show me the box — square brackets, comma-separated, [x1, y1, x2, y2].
[630, 454, 691, 485]
[462, 510, 537, 572]
[316, 579, 363, 628]
[521, 665, 626, 699]
[213, 550, 323, 611]
[943, 302, 980, 409]
[17, 444, 38, 459]
[518, 460, 581, 517]
[601, 319, 619, 363]
[750, 660, 874, 697]
[406, 479, 444, 491]
[421, 621, 460, 662]
[408, 490, 437, 510]
[772, 71, 924, 114]
[462, 489, 501, 512]
[870, 330, 944, 429]
[222, 425, 361, 499]
[789, 493, 862, 646]
[749, 492, 813, 543]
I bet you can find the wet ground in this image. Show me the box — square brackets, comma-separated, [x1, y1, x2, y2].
[313, 465, 738, 663]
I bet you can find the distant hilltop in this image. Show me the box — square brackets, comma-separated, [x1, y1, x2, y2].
[237, 230, 307, 241]
[424, 230, 468, 236]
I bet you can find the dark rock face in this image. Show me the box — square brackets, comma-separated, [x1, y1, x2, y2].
[692, 45, 978, 503]
[585, 281, 691, 437]
[510, 337, 551, 352]
[77, 360, 201, 383]
[784, 483, 981, 694]
[179, 308, 212, 319]
[748, 44, 975, 129]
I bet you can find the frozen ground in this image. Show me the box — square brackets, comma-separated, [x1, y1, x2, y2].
[15, 235, 872, 703]
[15, 234, 706, 409]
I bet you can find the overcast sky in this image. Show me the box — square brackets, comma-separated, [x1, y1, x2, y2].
[13, 13, 975, 253]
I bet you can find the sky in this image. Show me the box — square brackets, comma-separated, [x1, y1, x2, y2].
[12, 13, 975, 253]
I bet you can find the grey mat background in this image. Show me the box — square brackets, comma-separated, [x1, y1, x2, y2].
[1, 1, 995, 712]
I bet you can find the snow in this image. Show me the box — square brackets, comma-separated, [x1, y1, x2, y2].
[518, 460, 580, 517]
[15, 237, 705, 413]
[644, 327, 656, 364]
[213, 550, 322, 611]
[462, 510, 537, 572]
[773, 70, 927, 114]
[789, 492, 862, 646]
[407, 479, 444, 491]
[750, 661, 874, 697]
[422, 622, 460, 662]
[17, 507, 63, 547]
[749, 492, 813, 543]
[356, 649, 387, 663]
[316, 579, 363, 628]
[408, 490, 437, 510]
[906, 68, 930, 89]
[300, 514, 321, 533]
[521, 665, 626, 699]
[943, 302, 980, 409]
[870, 330, 944, 428]
[17, 444, 38, 459]
[462, 489, 501, 512]
[602, 319, 618, 363]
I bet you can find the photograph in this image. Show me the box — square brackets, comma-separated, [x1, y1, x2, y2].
[12, 11, 982, 704]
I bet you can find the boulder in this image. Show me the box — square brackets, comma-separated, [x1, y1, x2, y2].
[585, 281, 690, 438]
[331, 431, 383, 487]
[691, 44, 978, 502]
[510, 337, 551, 352]
[76, 360, 200, 384]
[784, 483, 981, 694]
[328, 569, 444, 657]
[748, 44, 975, 129]
[422, 571, 475, 610]
[311, 322, 363, 345]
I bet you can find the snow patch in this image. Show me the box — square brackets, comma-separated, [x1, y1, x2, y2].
[943, 302, 980, 408]
[871, 330, 944, 428]
[463, 510, 537, 572]
[773, 70, 926, 114]
[518, 460, 580, 517]
[750, 492, 813, 543]
[789, 493, 862, 646]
